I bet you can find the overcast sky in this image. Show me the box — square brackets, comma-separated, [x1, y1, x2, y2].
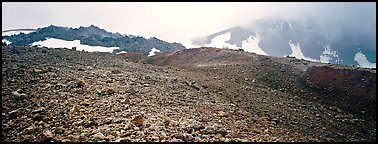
[2, 2, 376, 47]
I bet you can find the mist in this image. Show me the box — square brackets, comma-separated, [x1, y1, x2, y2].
[2, 2, 376, 49]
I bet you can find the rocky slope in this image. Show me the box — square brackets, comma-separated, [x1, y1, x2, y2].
[149, 47, 376, 141]
[2, 46, 376, 142]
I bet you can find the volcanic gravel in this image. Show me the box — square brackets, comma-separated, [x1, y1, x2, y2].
[2, 46, 376, 142]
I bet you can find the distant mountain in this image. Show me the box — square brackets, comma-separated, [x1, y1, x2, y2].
[192, 16, 376, 68]
[2, 25, 185, 54]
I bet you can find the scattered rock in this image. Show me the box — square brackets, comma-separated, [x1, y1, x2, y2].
[91, 132, 106, 142]
[32, 113, 44, 121]
[84, 121, 96, 128]
[202, 126, 215, 134]
[122, 98, 131, 105]
[163, 118, 171, 127]
[219, 137, 226, 142]
[9, 108, 26, 119]
[131, 115, 144, 127]
[172, 138, 184, 142]
[143, 84, 150, 87]
[215, 133, 223, 139]
[103, 88, 116, 95]
[106, 78, 113, 83]
[32, 108, 45, 114]
[80, 101, 91, 106]
[41, 129, 54, 142]
[33, 68, 42, 73]
[217, 128, 228, 136]
[183, 133, 193, 141]
[114, 138, 131, 142]
[76, 79, 85, 87]
[12, 91, 28, 100]
[111, 69, 121, 74]
[217, 111, 228, 117]
[271, 118, 279, 124]
[326, 106, 339, 112]
[54, 127, 65, 134]
[67, 81, 77, 88]
[106, 135, 115, 141]
[125, 88, 137, 94]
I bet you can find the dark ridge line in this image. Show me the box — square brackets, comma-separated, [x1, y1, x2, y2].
[2, 29, 37, 33]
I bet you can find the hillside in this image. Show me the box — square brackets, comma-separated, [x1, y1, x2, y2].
[2, 25, 185, 54]
[2, 46, 376, 142]
[149, 47, 376, 121]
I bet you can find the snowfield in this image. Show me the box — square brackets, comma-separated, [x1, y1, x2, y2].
[288, 40, 318, 62]
[354, 51, 376, 68]
[2, 39, 12, 45]
[207, 32, 239, 50]
[320, 45, 339, 63]
[241, 34, 267, 56]
[31, 38, 119, 53]
[194, 32, 268, 56]
[148, 47, 161, 57]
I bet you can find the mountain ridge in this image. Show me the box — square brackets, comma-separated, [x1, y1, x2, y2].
[191, 15, 376, 68]
[2, 25, 186, 54]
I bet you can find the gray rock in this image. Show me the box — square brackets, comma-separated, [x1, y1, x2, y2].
[193, 136, 203, 142]
[183, 133, 193, 141]
[67, 81, 76, 88]
[31, 108, 45, 114]
[54, 127, 65, 134]
[114, 138, 131, 142]
[9, 108, 26, 119]
[91, 132, 106, 142]
[172, 138, 184, 142]
[202, 126, 216, 134]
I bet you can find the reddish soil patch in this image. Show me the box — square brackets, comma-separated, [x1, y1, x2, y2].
[307, 66, 376, 120]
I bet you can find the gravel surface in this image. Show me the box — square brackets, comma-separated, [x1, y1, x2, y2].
[2, 46, 376, 142]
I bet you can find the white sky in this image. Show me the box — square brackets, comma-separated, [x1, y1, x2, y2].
[2, 2, 376, 47]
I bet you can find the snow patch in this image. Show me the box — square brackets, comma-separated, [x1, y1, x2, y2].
[148, 47, 161, 57]
[288, 40, 318, 62]
[319, 45, 339, 64]
[116, 51, 127, 54]
[320, 55, 332, 63]
[354, 51, 376, 68]
[189, 32, 268, 56]
[206, 32, 238, 49]
[2, 39, 12, 45]
[241, 34, 267, 56]
[31, 38, 119, 53]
